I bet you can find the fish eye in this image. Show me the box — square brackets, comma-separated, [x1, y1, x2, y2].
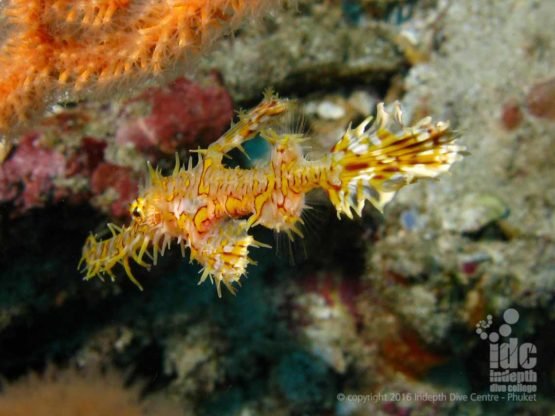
[130, 198, 145, 218]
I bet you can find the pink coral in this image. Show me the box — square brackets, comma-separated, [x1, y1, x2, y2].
[91, 162, 139, 218]
[116, 77, 234, 154]
[0, 133, 66, 212]
[301, 272, 362, 322]
[0, 77, 233, 218]
[0, 132, 112, 215]
[500, 99, 523, 130]
[527, 77, 555, 121]
[65, 137, 107, 178]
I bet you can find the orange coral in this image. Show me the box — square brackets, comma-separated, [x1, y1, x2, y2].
[0, 366, 185, 416]
[0, 0, 272, 142]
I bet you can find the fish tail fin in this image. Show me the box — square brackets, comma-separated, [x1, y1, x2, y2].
[326, 102, 465, 217]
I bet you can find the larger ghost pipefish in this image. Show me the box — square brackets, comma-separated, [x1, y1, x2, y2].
[79, 93, 464, 297]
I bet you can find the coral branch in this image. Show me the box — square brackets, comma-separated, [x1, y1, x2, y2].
[0, 0, 272, 146]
